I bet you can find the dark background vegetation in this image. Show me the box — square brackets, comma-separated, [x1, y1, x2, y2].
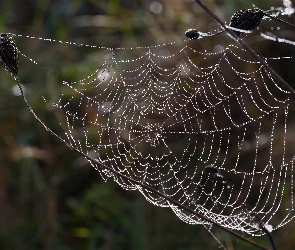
[0, 0, 295, 249]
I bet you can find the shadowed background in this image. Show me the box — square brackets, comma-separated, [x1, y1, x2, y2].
[0, 0, 295, 249]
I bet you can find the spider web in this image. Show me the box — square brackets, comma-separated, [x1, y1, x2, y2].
[11, 3, 295, 238]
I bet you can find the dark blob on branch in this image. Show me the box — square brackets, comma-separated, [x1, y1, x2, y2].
[185, 29, 200, 40]
[229, 8, 295, 36]
[186, 8, 295, 39]
[229, 8, 265, 36]
[0, 33, 19, 76]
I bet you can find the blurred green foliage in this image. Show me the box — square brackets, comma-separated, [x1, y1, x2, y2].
[0, 0, 295, 249]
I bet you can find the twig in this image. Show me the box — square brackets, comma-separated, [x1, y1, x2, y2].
[261, 223, 277, 250]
